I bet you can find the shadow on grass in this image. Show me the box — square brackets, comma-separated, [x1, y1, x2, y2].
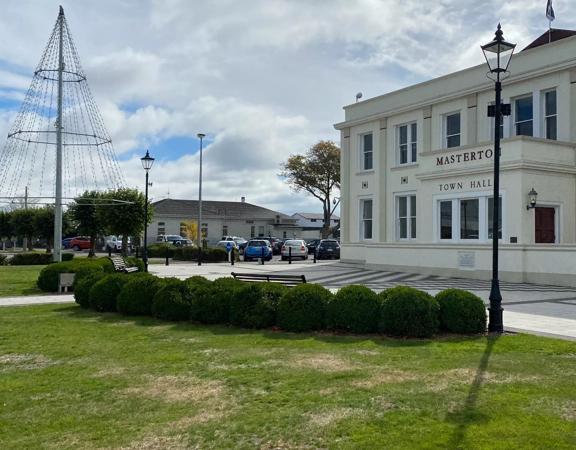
[446, 334, 499, 449]
[53, 304, 486, 349]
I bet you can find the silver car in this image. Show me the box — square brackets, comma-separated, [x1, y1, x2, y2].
[281, 239, 308, 260]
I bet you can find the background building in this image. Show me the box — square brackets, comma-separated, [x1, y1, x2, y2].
[291, 212, 340, 239]
[148, 198, 301, 244]
[335, 29, 576, 287]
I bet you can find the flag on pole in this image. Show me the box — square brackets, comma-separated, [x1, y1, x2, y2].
[546, 0, 555, 22]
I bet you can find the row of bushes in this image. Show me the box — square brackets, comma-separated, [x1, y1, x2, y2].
[73, 272, 487, 337]
[37, 256, 143, 292]
[146, 244, 228, 262]
[0, 252, 74, 266]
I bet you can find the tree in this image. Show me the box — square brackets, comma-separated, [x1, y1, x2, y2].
[10, 209, 36, 250]
[98, 188, 153, 256]
[181, 220, 198, 241]
[33, 206, 55, 252]
[280, 140, 340, 238]
[68, 191, 104, 257]
[0, 211, 14, 250]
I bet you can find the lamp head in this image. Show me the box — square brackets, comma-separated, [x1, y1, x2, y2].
[141, 150, 154, 172]
[527, 187, 538, 210]
[481, 23, 516, 74]
[197, 133, 205, 139]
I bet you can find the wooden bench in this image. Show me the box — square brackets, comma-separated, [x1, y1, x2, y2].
[109, 255, 139, 273]
[231, 272, 306, 287]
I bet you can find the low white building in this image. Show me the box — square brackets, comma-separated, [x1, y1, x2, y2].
[291, 212, 340, 239]
[334, 29, 576, 287]
[148, 198, 301, 244]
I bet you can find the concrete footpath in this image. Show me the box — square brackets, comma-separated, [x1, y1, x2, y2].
[1, 260, 575, 341]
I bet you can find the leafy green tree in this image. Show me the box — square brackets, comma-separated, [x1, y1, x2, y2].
[33, 206, 55, 252]
[68, 191, 104, 257]
[98, 188, 153, 255]
[280, 140, 340, 238]
[0, 210, 14, 250]
[10, 209, 37, 251]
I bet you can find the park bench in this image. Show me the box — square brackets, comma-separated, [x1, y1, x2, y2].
[109, 255, 139, 273]
[231, 272, 306, 287]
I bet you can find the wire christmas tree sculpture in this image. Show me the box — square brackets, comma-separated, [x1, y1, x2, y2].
[0, 6, 125, 260]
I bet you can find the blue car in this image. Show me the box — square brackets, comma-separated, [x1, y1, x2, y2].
[243, 239, 273, 261]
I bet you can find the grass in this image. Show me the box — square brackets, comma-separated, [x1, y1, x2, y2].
[0, 304, 575, 449]
[0, 265, 44, 296]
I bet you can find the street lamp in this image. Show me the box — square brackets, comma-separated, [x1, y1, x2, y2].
[481, 24, 516, 333]
[140, 150, 155, 272]
[526, 188, 538, 210]
[197, 133, 205, 266]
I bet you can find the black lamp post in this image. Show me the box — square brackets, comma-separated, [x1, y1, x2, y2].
[481, 24, 516, 333]
[197, 133, 205, 266]
[141, 150, 154, 272]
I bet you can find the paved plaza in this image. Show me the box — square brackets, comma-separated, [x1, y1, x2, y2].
[1, 259, 575, 340]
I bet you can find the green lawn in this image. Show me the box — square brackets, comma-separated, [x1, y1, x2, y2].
[0, 265, 44, 297]
[0, 304, 575, 449]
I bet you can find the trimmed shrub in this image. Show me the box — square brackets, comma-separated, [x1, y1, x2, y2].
[9, 252, 53, 265]
[327, 285, 380, 333]
[151, 278, 191, 321]
[125, 256, 145, 272]
[277, 284, 332, 332]
[147, 243, 175, 258]
[230, 282, 287, 329]
[117, 274, 163, 316]
[62, 253, 74, 261]
[89, 274, 133, 312]
[0, 254, 7, 265]
[436, 289, 487, 334]
[37, 258, 113, 292]
[378, 286, 439, 338]
[74, 271, 107, 308]
[190, 277, 242, 324]
[173, 247, 228, 262]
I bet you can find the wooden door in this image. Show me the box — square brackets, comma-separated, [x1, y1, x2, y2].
[535, 207, 556, 243]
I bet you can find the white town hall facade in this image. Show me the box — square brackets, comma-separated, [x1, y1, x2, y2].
[335, 30, 576, 287]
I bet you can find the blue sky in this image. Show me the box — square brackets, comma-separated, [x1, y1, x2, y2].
[0, 0, 574, 214]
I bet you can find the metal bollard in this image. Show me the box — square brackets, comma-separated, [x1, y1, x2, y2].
[135, 247, 139, 258]
[313, 250, 317, 263]
[231, 247, 235, 266]
[165, 251, 170, 266]
[260, 246, 265, 265]
[108, 247, 112, 257]
[288, 246, 292, 264]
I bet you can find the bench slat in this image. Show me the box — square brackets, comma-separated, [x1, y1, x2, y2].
[231, 272, 306, 286]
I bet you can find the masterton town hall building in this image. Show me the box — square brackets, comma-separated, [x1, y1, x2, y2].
[335, 29, 576, 287]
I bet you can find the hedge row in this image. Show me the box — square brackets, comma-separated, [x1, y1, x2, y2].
[0, 252, 74, 266]
[74, 273, 487, 337]
[36, 256, 143, 292]
[146, 244, 228, 262]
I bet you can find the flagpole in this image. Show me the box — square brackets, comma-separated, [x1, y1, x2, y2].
[549, 19, 552, 43]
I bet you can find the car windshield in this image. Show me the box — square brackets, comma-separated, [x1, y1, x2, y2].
[248, 241, 266, 247]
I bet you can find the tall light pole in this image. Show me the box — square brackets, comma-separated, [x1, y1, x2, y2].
[197, 133, 205, 266]
[481, 24, 516, 333]
[141, 150, 154, 272]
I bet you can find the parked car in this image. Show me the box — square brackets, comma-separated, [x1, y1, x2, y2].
[266, 237, 284, 255]
[306, 239, 321, 254]
[216, 240, 239, 250]
[103, 235, 133, 252]
[281, 239, 308, 260]
[157, 235, 192, 246]
[243, 239, 273, 261]
[70, 236, 91, 251]
[62, 237, 75, 249]
[316, 239, 340, 260]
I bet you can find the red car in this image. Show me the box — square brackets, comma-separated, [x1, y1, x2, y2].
[70, 236, 92, 251]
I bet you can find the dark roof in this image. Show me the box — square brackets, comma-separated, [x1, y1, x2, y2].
[523, 28, 576, 51]
[292, 212, 340, 220]
[152, 198, 293, 221]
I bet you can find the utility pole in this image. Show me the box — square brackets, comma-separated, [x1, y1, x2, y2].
[53, 6, 64, 262]
[23, 186, 28, 251]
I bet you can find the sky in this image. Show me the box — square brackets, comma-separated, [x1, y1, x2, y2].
[0, 0, 574, 215]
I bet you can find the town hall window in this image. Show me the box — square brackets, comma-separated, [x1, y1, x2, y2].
[396, 195, 416, 239]
[514, 95, 533, 136]
[544, 90, 557, 140]
[444, 112, 461, 148]
[360, 199, 373, 240]
[398, 122, 417, 164]
[361, 133, 373, 170]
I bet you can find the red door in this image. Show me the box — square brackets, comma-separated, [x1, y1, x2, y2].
[535, 207, 556, 243]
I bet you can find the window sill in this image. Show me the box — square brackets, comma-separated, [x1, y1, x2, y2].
[356, 170, 375, 176]
[391, 163, 419, 171]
